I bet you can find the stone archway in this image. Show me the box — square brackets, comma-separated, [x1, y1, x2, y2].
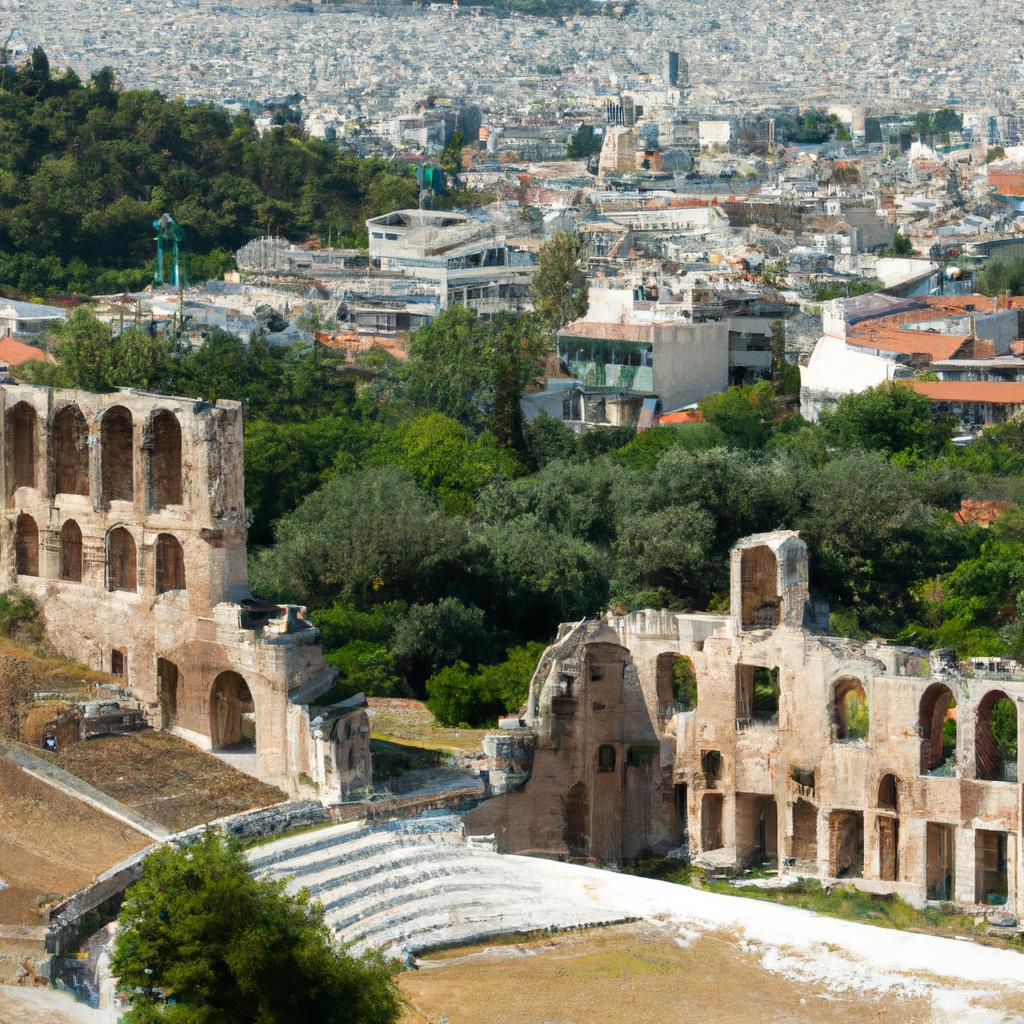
[209, 670, 255, 750]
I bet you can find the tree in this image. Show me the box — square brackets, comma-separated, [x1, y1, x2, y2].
[401, 309, 548, 448]
[698, 381, 776, 449]
[532, 231, 588, 334]
[566, 125, 602, 159]
[986, 145, 1007, 164]
[884, 232, 914, 257]
[819, 382, 952, 459]
[262, 467, 468, 609]
[977, 257, 1024, 298]
[389, 597, 491, 689]
[110, 831, 399, 1024]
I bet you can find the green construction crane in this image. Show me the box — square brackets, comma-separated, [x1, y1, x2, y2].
[153, 212, 185, 287]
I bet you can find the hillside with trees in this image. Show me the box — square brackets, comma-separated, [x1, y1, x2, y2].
[0, 49, 417, 295]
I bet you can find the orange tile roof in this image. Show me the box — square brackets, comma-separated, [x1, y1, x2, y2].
[954, 498, 1016, 527]
[659, 409, 705, 424]
[847, 325, 968, 361]
[907, 380, 1024, 404]
[0, 336, 52, 367]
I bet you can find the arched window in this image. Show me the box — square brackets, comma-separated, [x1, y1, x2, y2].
[107, 527, 137, 592]
[59, 519, 83, 582]
[7, 402, 37, 494]
[101, 406, 134, 503]
[877, 773, 899, 812]
[15, 513, 38, 576]
[834, 677, 869, 741]
[209, 671, 255, 749]
[597, 744, 616, 772]
[53, 405, 89, 496]
[155, 533, 185, 594]
[151, 410, 182, 508]
[976, 690, 1018, 782]
[919, 683, 957, 775]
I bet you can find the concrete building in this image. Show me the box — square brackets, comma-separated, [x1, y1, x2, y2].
[365, 209, 533, 317]
[524, 286, 777, 430]
[801, 293, 1024, 422]
[468, 532, 1023, 918]
[0, 299, 67, 341]
[0, 382, 370, 803]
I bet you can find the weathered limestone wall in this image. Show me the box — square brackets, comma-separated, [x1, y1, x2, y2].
[468, 532, 1024, 920]
[0, 383, 368, 802]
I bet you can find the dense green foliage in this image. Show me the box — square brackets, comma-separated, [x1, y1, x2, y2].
[775, 110, 848, 144]
[34, 302, 1024, 717]
[566, 125, 603, 159]
[977, 257, 1024, 299]
[809, 277, 884, 302]
[532, 231, 588, 333]
[0, 51, 415, 294]
[110, 832, 399, 1023]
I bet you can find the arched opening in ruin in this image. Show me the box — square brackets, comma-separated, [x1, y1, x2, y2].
[877, 773, 899, 812]
[834, 677, 869, 741]
[101, 406, 134, 503]
[919, 683, 957, 776]
[15, 513, 38, 576]
[597, 744, 616, 772]
[150, 410, 182, 508]
[106, 527, 137, 592]
[655, 652, 697, 712]
[975, 690, 1018, 782]
[155, 533, 185, 594]
[209, 670, 255, 750]
[877, 773, 901, 881]
[7, 402, 37, 494]
[158, 658, 179, 729]
[59, 519, 83, 582]
[53, 405, 89, 496]
[737, 793, 778, 867]
[740, 545, 780, 629]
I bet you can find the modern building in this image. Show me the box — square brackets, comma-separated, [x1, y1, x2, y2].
[365, 209, 533, 317]
[0, 298, 66, 341]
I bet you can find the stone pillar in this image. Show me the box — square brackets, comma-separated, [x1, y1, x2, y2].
[39, 525, 60, 581]
[954, 826, 975, 905]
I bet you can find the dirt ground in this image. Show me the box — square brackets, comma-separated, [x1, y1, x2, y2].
[0, 758, 148, 929]
[397, 922, 1023, 1024]
[368, 698, 489, 753]
[42, 731, 286, 832]
[0, 985, 116, 1023]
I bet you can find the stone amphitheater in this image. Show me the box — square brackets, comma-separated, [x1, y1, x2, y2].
[247, 814, 634, 958]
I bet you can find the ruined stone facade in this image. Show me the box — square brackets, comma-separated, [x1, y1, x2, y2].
[467, 531, 1024, 917]
[0, 382, 370, 803]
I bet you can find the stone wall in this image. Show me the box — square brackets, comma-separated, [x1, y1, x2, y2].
[467, 531, 1024, 920]
[0, 383, 369, 801]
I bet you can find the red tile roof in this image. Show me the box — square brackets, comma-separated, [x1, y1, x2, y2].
[907, 380, 1024, 405]
[659, 409, 705, 424]
[954, 498, 1016, 527]
[0, 336, 52, 367]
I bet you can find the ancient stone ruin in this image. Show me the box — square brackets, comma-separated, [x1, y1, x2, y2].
[0, 382, 369, 802]
[468, 530, 1023, 918]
